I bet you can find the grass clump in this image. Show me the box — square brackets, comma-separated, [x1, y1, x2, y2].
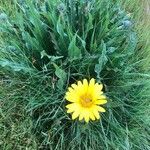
[0, 0, 150, 149]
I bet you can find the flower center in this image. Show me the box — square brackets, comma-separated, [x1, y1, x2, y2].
[80, 95, 93, 107]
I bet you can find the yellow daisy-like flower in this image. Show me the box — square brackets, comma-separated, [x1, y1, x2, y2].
[65, 78, 107, 123]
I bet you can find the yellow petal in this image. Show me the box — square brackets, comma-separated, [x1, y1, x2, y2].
[79, 113, 84, 121]
[71, 84, 78, 90]
[79, 108, 90, 123]
[67, 109, 74, 113]
[77, 81, 82, 86]
[83, 79, 88, 88]
[76, 86, 85, 96]
[84, 114, 90, 123]
[91, 84, 103, 100]
[88, 78, 95, 95]
[89, 78, 95, 87]
[65, 93, 79, 102]
[66, 103, 80, 111]
[95, 83, 103, 91]
[97, 106, 106, 112]
[72, 111, 80, 120]
[93, 109, 100, 119]
[65, 95, 74, 102]
[66, 103, 74, 109]
[91, 106, 100, 119]
[97, 95, 106, 99]
[89, 112, 95, 120]
[92, 93, 103, 101]
[68, 87, 74, 92]
[78, 108, 87, 121]
[82, 109, 90, 123]
[94, 99, 107, 105]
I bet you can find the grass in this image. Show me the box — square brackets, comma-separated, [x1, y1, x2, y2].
[0, 0, 150, 149]
[0, 77, 38, 149]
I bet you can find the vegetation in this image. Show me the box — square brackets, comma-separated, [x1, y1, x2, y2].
[0, 0, 150, 149]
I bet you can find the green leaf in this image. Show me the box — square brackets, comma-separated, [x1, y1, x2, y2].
[0, 59, 33, 73]
[41, 50, 63, 61]
[22, 32, 41, 51]
[68, 34, 81, 60]
[125, 31, 137, 55]
[56, 18, 64, 36]
[95, 41, 108, 79]
[53, 63, 67, 90]
[85, 13, 93, 34]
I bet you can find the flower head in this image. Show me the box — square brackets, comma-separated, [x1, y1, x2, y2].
[65, 78, 107, 123]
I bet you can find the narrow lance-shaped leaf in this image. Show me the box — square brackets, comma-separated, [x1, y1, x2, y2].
[53, 63, 67, 90]
[0, 59, 34, 73]
[68, 34, 81, 60]
[95, 41, 108, 79]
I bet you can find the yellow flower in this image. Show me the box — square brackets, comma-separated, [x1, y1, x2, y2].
[65, 78, 107, 123]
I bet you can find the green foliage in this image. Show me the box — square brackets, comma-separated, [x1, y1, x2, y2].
[0, 0, 150, 149]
